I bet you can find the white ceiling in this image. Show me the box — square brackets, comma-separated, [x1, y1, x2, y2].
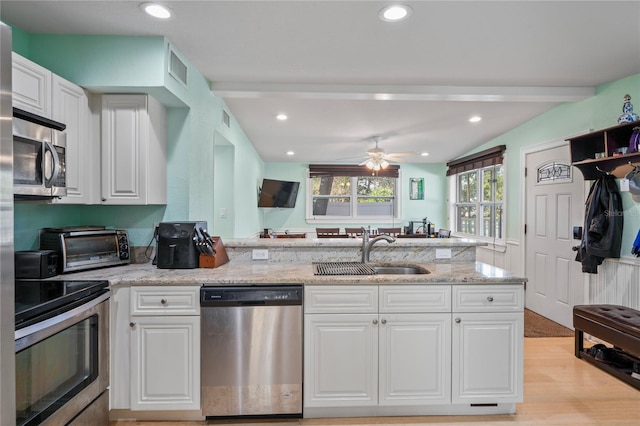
[2, 1, 639, 164]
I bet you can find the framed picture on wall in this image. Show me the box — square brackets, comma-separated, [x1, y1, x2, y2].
[410, 178, 424, 200]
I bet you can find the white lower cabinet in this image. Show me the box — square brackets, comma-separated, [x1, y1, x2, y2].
[379, 313, 451, 406]
[304, 285, 452, 411]
[451, 285, 524, 404]
[304, 283, 523, 417]
[304, 313, 379, 407]
[130, 315, 200, 410]
[110, 285, 201, 412]
[451, 312, 522, 404]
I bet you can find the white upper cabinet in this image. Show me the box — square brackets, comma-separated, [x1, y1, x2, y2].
[51, 74, 93, 204]
[101, 94, 167, 205]
[13, 53, 97, 204]
[12, 52, 52, 117]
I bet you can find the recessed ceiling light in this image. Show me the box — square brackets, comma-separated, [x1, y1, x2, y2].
[421, 152, 430, 157]
[140, 3, 173, 19]
[379, 5, 412, 22]
[276, 114, 288, 121]
[286, 151, 295, 156]
[469, 116, 482, 123]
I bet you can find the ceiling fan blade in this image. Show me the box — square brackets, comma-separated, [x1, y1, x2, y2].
[385, 151, 418, 157]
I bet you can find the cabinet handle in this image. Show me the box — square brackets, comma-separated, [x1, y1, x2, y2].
[160, 299, 167, 305]
[454, 317, 461, 323]
[381, 318, 387, 324]
[372, 319, 378, 325]
[129, 322, 136, 328]
[487, 296, 494, 302]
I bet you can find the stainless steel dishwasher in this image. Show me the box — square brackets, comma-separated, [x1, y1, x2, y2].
[200, 285, 303, 418]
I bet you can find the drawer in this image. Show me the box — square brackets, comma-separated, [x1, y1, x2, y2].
[131, 286, 200, 315]
[379, 285, 451, 313]
[453, 285, 523, 312]
[305, 285, 378, 314]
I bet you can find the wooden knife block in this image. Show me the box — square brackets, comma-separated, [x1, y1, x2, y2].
[199, 236, 229, 268]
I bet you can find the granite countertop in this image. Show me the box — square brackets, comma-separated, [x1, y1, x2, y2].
[223, 237, 487, 248]
[56, 260, 526, 287]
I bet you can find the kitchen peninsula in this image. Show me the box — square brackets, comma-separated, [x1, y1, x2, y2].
[59, 237, 526, 421]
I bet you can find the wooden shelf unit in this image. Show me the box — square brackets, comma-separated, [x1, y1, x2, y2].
[568, 120, 640, 180]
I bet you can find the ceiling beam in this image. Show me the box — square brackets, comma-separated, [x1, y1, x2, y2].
[210, 83, 595, 103]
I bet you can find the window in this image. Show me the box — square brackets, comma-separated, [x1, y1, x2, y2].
[454, 165, 503, 239]
[308, 165, 399, 221]
[447, 146, 505, 240]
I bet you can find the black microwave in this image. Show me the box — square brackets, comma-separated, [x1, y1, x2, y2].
[39, 226, 130, 273]
[13, 108, 67, 199]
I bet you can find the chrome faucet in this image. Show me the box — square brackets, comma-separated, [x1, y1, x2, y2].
[361, 227, 395, 263]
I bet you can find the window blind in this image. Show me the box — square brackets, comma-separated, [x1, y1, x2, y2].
[309, 164, 400, 178]
[446, 145, 506, 176]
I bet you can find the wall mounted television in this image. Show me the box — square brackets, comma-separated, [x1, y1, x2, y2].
[258, 178, 300, 208]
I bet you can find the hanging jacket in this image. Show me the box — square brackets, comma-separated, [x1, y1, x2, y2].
[575, 174, 623, 273]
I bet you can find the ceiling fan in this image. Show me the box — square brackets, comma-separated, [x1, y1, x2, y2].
[358, 136, 418, 170]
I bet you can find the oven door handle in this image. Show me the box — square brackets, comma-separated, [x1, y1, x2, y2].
[15, 291, 110, 351]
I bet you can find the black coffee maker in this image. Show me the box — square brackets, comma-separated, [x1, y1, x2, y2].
[156, 221, 207, 269]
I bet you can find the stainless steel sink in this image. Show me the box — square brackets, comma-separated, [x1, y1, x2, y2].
[371, 265, 430, 275]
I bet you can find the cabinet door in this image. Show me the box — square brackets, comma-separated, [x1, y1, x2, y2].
[110, 287, 131, 409]
[130, 315, 200, 410]
[101, 95, 166, 205]
[51, 75, 93, 204]
[378, 313, 451, 406]
[451, 312, 523, 404]
[304, 313, 378, 408]
[12, 52, 52, 118]
[101, 95, 147, 204]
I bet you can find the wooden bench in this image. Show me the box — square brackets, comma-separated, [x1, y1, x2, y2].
[573, 304, 640, 390]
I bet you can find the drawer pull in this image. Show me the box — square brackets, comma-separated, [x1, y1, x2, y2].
[160, 299, 168, 305]
[129, 322, 136, 328]
[372, 319, 378, 325]
[487, 296, 494, 302]
[381, 318, 387, 324]
[454, 317, 461, 323]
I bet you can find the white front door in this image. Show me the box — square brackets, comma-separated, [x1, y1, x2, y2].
[524, 143, 585, 328]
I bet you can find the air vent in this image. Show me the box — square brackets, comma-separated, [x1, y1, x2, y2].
[222, 110, 231, 128]
[168, 47, 188, 87]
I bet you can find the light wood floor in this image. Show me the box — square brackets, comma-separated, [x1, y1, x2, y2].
[112, 337, 640, 426]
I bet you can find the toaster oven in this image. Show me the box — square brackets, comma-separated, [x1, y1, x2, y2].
[39, 226, 130, 273]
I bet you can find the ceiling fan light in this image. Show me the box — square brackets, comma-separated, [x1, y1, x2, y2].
[373, 162, 381, 171]
[380, 159, 389, 168]
[366, 160, 375, 169]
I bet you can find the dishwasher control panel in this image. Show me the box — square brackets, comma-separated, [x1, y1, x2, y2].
[201, 285, 303, 306]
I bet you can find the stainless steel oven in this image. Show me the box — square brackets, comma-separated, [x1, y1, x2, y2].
[15, 280, 110, 426]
